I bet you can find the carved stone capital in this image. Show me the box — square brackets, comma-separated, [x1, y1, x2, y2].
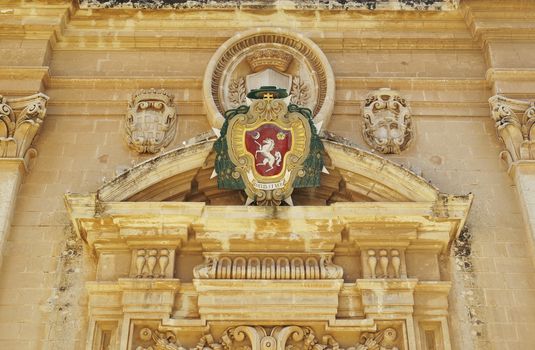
[489, 95, 535, 168]
[125, 88, 177, 154]
[0, 93, 49, 162]
[362, 88, 413, 154]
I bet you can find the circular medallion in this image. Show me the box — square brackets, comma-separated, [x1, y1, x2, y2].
[203, 28, 335, 128]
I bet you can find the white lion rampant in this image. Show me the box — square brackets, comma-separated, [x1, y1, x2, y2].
[255, 137, 282, 173]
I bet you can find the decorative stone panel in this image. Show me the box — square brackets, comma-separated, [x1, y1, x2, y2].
[193, 253, 343, 280]
[0, 93, 48, 160]
[362, 88, 413, 154]
[125, 88, 177, 154]
[489, 95, 535, 168]
[133, 324, 402, 350]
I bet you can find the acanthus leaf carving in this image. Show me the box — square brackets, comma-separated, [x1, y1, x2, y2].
[229, 77, 247, 108]
[290, 76, 311, 107]
[136, 328, 187, 350]
[125, 88, 177, 154]
[489, 95, 535, 167]
[135, 326, 400, 350]
[0, 93, 48, 160]
[362, 88, 412, 154]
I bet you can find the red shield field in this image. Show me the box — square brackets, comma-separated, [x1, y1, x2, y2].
[245, 123, 292, 177]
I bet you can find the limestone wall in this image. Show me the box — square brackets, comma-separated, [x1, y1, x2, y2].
[0, 0, 535, 349]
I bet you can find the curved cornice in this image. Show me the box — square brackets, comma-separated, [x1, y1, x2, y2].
[97, 137, 439, 203]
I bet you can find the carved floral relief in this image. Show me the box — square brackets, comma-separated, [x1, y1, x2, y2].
[134, 325, 401, 350]
[125, 88, 177, 154]
[362, 89, 413, 154]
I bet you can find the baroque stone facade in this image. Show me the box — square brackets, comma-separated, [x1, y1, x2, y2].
[1, 1, 535, 350]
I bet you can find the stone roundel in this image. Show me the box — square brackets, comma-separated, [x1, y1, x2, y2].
[203, 28, 335, 129]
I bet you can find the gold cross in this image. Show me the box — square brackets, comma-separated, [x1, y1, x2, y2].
[263, 92, 274, 101]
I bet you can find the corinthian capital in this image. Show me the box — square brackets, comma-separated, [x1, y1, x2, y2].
[489, 95, 535, 168]
[0, 93, 49, 162]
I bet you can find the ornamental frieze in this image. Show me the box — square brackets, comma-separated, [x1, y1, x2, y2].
[134, 325, 401, 350]
[81, 0, 458, 11]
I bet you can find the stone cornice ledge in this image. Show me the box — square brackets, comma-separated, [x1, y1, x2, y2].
[80, 0, 458, 11]
[64, 196, 472, 254]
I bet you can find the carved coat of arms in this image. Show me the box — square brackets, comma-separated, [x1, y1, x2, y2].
[125, 88, 177, 154]
[214, 86, 323, 206]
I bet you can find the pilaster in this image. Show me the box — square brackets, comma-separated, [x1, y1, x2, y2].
[0, 93, 48, 268]
[489, 95, 535, 249]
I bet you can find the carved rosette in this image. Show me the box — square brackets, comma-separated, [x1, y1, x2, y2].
[133, 325, 401, 350]
[362, 88, 413, 154]
[125, 88, 177, 154]
[489, 95, 535, 168]
[0, 93, 49, 160]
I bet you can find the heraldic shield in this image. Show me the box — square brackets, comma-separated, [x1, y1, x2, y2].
[213, 87, 324, 206]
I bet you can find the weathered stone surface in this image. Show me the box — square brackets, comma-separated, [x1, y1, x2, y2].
[1, 1, 535, 349]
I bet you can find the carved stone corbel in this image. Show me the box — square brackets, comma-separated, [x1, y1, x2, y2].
[125, 88, 177, 154]
[362, 88, 413, 154]
[0, 93, 49, 161]
[489, 95, 535, 168]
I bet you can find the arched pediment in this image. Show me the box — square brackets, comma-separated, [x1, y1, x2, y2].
[97, 137, 439, 204]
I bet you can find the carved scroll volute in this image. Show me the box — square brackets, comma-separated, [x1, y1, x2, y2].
[0, 93, 49, 160]
[489, 95, 535, 167]
[193, 256, 217, 279]
[226, 326, 264, 350]
[133, 325, 402, 350]
[125, 88, 177, 154]
[192, 254, 343, 280]
[362, 88, 413, 154]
